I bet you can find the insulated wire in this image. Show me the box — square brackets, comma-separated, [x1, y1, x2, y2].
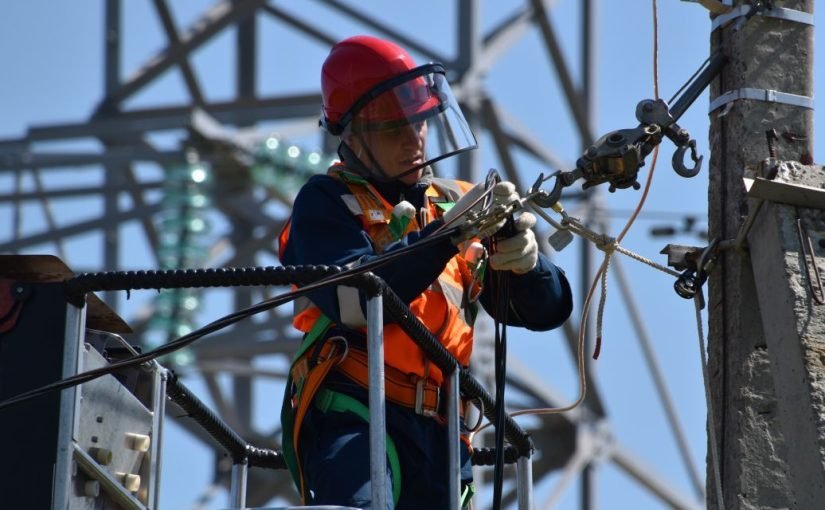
[0, 224, 464, 411]
[491, 266, 509, 510]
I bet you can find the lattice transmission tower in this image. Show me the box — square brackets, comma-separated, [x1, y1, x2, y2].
[0, 1, 704, 508]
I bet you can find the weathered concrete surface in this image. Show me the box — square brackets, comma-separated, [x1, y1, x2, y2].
[749, 161, 825, 510]
[708, 1, 814, 508]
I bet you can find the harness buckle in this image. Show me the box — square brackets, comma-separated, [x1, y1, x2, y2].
[414, 378, 439, 417]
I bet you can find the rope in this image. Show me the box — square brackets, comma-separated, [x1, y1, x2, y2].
[695, 296, 726, 509]
[473, 0, 666, 430]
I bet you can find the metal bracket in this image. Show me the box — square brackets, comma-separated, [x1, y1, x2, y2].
[744, 176, 825, 210]
[712, 5, 814, 31]
[709, 88, 814, 115]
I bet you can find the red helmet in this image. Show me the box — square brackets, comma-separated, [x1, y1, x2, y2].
[319, 35, 478, 180]
[320, 35, 439, 135]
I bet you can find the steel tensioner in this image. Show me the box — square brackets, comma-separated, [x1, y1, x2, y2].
[529, 52, 729, 208]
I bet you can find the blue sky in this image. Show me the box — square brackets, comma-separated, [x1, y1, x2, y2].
[1, 1, 822, 509]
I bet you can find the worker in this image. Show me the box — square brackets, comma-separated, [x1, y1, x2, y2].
[278, 35, 572, 509]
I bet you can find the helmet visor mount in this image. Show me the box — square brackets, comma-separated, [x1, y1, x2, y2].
[337, 64, 477, 181]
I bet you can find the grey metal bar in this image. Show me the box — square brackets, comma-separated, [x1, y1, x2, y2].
[446, 368, 461, 510]
[12, 170, 21, 251]
[31, 168, 67, 261]
[517, 454, 534, 510]
[0, 202, 161, 252]
[260, 4, 337, 47]
[21, 94, 321, 142]
[102, 0, 122, 307]
[610, 443, 703, 510]
[480, 96, 524, 193]
[530, 0, 594, 146]
[478, 6, 533, 79]
[73, 445, 145, 510]
[0, 151, 182, 170]
[104, 0, 121, 99]
[149, 367, 167, 510]
[230, 459, 249, 509]
[236, 0, 257, 106]
[494, 104, 572, 171]
[53, 305, 86, 510]
[320, 0, 448, 64]
[98, 0, 266, 109]
[582, 0, 597, 149]
[152, 0, 206, 106]
[367, 293, 388, 509]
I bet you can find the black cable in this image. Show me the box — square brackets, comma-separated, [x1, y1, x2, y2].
[491, 265, 511, 510]
[0, 224, 463, 412]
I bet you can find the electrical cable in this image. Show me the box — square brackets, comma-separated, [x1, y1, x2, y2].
[0, 223, 464, 412]
[490, 241, 511, 510]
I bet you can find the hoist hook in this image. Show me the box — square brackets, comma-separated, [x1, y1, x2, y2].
[672, 139, 703, 178]
[528, 169, 582, 209]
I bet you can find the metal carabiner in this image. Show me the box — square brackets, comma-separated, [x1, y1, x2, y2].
[672, 139, 703, 178]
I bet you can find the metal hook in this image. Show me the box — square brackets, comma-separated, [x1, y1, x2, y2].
[529, 169, 582, 209]
[672, 139, 703, 178]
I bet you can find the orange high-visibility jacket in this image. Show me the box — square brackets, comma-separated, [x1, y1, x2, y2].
[281, 166, 478, 385]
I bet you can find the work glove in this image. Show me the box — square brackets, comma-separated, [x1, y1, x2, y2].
[488, 211, 539, 274]
[442, 181, 519, 240]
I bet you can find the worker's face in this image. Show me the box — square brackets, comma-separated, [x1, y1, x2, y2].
[350, 121, 428, 185]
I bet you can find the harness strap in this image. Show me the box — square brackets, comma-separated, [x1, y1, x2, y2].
[280, 315, 334, 502]
[290, 340, 344, 503]
[324, 343, 442, 417]
[315, 387, 403, 506]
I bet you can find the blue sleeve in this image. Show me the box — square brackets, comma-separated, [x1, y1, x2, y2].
[280, 175, 458, 324]
[479, 253, 573, 331]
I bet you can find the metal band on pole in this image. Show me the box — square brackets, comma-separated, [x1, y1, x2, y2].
[446, 368, 461, 510]
[709, 87, 814, 114]
[367, 294, 389, 509]
[711, 5, 814, 32]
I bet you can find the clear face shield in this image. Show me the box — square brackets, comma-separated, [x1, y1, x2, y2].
[340, 64, 477, 181]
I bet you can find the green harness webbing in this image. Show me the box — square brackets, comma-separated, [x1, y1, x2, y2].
[316, 387, 403, 505]
[281, 316, 332, 489]
[280, 315, 403, 507]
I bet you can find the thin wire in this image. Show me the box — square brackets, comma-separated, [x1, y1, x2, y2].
[695, 296, 725, 510]
[589, 0, 661, 359]
[473, 0, 665, 432]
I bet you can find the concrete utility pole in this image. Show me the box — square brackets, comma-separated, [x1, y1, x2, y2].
[708, 1, 823, 509]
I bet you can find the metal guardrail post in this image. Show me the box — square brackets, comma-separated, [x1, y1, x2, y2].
[446, 368, 461, 510]
[517, 454, 534, 510]
[367, 293, 389, 509]
[230, 458, 249, 509]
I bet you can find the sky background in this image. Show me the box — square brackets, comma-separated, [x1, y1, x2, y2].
[1, 1, 822, 509]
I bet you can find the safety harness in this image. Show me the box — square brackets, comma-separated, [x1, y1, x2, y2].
[280, 167, 478, 507]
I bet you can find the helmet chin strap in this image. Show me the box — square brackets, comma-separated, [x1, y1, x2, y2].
[338, 138, 427, 184]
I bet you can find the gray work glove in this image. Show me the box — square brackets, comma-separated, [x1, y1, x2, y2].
[488, 211, 539, 274]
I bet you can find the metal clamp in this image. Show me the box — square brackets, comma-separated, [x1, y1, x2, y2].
[709, 88, 814, 115]
[712, 4, 814, 31]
